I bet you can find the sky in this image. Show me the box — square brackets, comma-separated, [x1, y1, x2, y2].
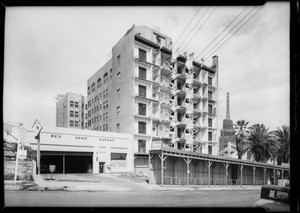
[3, 2, 290, 131]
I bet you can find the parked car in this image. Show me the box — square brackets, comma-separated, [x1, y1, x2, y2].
[253, 185, 290, 212]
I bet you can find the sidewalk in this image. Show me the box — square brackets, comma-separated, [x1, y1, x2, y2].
[5, 174, 261, 192]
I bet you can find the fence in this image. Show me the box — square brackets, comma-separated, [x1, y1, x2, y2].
[163, 177, 271, 187]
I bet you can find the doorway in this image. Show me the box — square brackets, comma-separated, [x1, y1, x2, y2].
[231, 164, 238, 185]
[99, 162, 105, 173]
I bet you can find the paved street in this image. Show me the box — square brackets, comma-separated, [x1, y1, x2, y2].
[5, 189, 261, 207]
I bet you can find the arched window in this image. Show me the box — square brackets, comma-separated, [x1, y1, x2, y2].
[97, 78, 101, 88]
[88, 86, 90, 95]
[103, 72, 108, 84]
[91, 83, 95, 92]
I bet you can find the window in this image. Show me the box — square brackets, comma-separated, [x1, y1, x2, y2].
[85, 104, 87, 110]
[103, 125, 106, 131]
[75, 102, 79, 108]
[99, 104, 102, 110]
[139, 48, 146, 61]
[138, 85, 146, 97]
[106, 112, 108, 120]
[74, 111, 79, 117]
[97, 78, 101, 88]
[99, 93, 102, 99]
[91, 83, 95, 92]
[103, 113, 106, 121]
[99, 115, 102, 121]
[208, 104, 213, 114]
[117, 55, 121, 67]
[138, 103, 146, 115]
[117, 72, 121, 83]
[117, 89, 120, 99]
[110, 69, 113, 79]
[208, 118, 213, 127]
[208, 90, 213, 100]
[70, 120, 74, 126]
[138, 121, 146, 134]
[208, 132, 213, 141]
[99, 126, 102, 131]
[111, 153, 127, 160]
[116, 123, 120, 132]
[103, 72, 108, 84]
[139, 67, 146, 79]
[106, 124, 108, 131]
[208, 77, 213, 86]
[75, 121, 78, 127]
[106, 101, 108, 109]
[208, 145, 212, 155]
[116, 106, 120, 117]
[70, 111, 74, 117]
[85, 123, 87, 128]
[70, 101, 74, 107]
[138, 140, 146, 153]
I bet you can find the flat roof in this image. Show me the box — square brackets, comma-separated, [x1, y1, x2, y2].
[150, 147, 289, 170]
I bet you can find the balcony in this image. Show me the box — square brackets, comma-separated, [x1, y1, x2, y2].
[134, 34, 160, 49]
[134, 94, 159, 103]
[177, 55, 187, 64]
[208, 95, 217, 103]
[208, 108, 217, 116]
[201, 64, 217, 74]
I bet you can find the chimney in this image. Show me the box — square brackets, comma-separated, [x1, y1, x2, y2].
[212, 55, 218, 71]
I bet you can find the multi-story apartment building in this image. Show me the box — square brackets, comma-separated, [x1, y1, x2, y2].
[56, 92, 87, 129]
[86, 25, 219, 168]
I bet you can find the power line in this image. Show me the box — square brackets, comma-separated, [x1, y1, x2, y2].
[177, 6, 217, 57]
[173, 7, 201, 47]
[199, 6, 257, 62]
[193, 7, 248, 62]
[174, 7, 211, 55]
[202, 5, 265, 62]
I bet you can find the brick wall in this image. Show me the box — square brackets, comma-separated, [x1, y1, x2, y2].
[4, 160, 34, 180]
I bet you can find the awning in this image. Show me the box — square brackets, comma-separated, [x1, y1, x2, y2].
[41, 151, 93, 156]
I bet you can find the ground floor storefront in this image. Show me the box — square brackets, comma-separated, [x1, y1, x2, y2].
[149, 148, 290, 186]
[28, 126, 134, 174]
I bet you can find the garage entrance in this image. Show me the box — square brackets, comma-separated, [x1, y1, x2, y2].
[40, 151, 93, 174]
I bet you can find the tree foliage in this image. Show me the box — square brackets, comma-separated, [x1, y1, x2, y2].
[233, 120, 250, 159]
[247, 124, 279, 163]
[272, 125, 290, 165]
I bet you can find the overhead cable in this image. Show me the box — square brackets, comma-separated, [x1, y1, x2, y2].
[174, 7, 211, 55]
[202, 5, 265, 62]
[193, 7, 248, 62]
[199, 6, 257, 62]
[173, 7, 201, 47]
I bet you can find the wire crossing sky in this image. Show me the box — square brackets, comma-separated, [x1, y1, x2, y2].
[3, 3, 290, 130]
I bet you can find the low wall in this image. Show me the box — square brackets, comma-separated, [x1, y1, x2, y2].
[134, 165, 149, 177]
[4, 160, 34, 181]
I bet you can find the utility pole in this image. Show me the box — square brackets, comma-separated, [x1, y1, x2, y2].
[14, 123, 23, 184]
[32, 119, 43, 175]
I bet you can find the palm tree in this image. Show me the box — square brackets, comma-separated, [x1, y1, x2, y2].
[247, 124, 279, 163]
[273, 125, 290, 165]
[233, 120, 250, 159]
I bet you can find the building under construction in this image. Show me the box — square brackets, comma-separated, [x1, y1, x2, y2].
[85, 25, 219, 172]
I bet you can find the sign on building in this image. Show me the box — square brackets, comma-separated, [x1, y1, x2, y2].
[18, 150, 27, 160]
[151, 139, 162, 150]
